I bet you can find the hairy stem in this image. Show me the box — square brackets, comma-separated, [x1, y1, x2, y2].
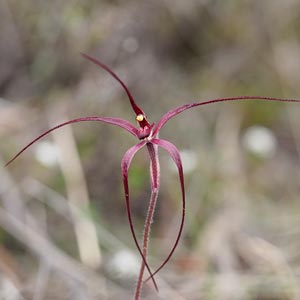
[135, 188, 159, 299]
[134, 143, 160, 300]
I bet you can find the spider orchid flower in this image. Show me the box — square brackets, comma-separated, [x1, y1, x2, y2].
[6, 53, 300, 299]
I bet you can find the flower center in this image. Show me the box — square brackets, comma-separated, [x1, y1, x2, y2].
[137, 125, 152, 140]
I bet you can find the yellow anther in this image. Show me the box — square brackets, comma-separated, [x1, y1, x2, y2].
[136, 114, 144, 122]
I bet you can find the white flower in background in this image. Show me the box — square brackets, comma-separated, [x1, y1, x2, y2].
[122, 37, 139, 53]
[34, 141, 60, 167]
[242, 125, 278, 158]
[169, 149, 198, 174]
[108, 249, 140, 278]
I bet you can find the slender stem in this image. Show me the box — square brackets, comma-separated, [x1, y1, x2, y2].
[135, 188, 159, 299]
[134, 143, 160, 300]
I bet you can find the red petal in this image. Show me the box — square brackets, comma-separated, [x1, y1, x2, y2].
[121, 141, 158, 291]
[146, 143, 159, 189]
[81, 53, 146, 117]
[5, 116, 138, 167]
[145, 138, 185, 280]
[153, 96, 300, 135]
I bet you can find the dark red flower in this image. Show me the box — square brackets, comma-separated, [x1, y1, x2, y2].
[6, 53, 300, 299]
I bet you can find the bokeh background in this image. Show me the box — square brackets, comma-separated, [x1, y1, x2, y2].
[1, 1, 300, 299]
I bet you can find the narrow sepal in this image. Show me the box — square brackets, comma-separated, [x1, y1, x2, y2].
[145, 138, 185, 280]
[121, 141, 158, 291]
[5, 116, 139, 167]
[153, 96, 300, 135]
[81, 53, 146, 117]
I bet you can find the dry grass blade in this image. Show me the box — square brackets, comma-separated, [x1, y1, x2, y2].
[50, 112, 102, 269]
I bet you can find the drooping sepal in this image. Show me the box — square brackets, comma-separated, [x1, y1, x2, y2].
[5, 116, 139, 167]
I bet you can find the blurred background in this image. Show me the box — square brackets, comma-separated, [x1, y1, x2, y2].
[1, 0, 300, 299]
